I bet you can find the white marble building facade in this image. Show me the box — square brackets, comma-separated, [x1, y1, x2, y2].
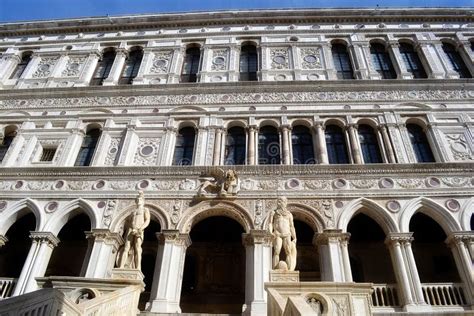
[0, 8, 472, 315]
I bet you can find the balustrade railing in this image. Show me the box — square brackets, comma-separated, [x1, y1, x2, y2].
[0, 278, 16, 299]
[371, 284, 400, 307]
[422, 283, 467, 306]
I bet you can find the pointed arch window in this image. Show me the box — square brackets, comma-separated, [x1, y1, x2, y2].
[0, 127, 16, 163]
[358, 125, 383, 163]
[292, 125, 315, 164]
[75, 129, 101, 166]
[442, 42, 471, 78]
[258, 126, 280, 165]
[119, 48, 143, 84]
[332, 43, 354, 79]
[325, 125, 349, 164]
[173, 127, 195, 165]
[407, 124, 435, 162]
[10, 53, 32, 79]
[399, 43, 427, 79]
[181, 47, 201, 83]
[91, 50, 116, 86]
[224, 126, 246, 165]
[370, 43, 396, 79]
[239, 44, 258, 81]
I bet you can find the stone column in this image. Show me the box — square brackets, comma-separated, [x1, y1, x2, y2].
[347, 124, 362, 164]
[458, 40, 474, 76]
[385, 233, 416, 308]
[13, 232, 59, 295]
[348, 43, 370, 79]
[213, 128, 224, 165]
[314, 229, 351, 282]
[388, 41, 412, 79]
[84, 229, 123, 278]
[247, 126, 257, 165]
[242, 230, 273, 316]
[379, 124, 396, 163]
[281, 125, 291, 165]
[321, 42, 337, 80]
[160, 127, 178, 165]
[147, 230, 191, 313]
[313, 122, 328, 164]
[401, 235, 426, 305]
[76, 51, 101, 87]
[0, 54, 21, 84]
[102, 48, 127, 86]
[446, 232, 474, 305]
[117, 124, 139, 166]
[132, 47, 153, 85]
[415, 42, 445, 79]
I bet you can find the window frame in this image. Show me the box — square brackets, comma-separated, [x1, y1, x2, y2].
[370, 43, 397, 79]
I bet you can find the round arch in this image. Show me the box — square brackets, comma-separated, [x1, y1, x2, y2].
[224, 120, 247, 129]
[337, 198, 399, 234]
[399, 197, 462, 234]
[354, 118, 379, 129]
[258, 119, 279, 129]
[110, 202, 171, 233]
[323, 118, 346, 129]
[0, 198, 42, 235]
[290, 119, 313, 128]
[460, 198, 474, 231]
[44, 199, 99, 235]
[262, 203, 325, 233]
[177, 200, 253, 233]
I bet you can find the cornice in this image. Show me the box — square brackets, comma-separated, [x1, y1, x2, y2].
[0, 8, 472, 37]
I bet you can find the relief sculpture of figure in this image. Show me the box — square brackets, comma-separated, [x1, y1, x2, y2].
[197, 168, 239, 197]
[116, 191, 150, 270]
[268, 196, 297, 271]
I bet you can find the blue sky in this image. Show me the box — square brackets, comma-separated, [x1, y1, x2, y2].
[0, 0, 471, 23]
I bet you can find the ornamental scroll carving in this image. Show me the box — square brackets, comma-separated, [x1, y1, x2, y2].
[61, 56, 86, 77]
[270, 48, 290, 69]
[33, 56, 59, 78]
[211, 49, 229, 71]
[150, 51, 173, 74]
[133, 138, 160, 166]
[445, 134, 473, 161]
[300, 47, 322, 69]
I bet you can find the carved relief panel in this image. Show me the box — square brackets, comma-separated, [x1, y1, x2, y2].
[61, 55, 87, 77]
[150, 50, 173, 74]
[444, 133, 473, 161]
[133, 137, 161, 166]
[270, 47, 291, 69]
[32, 56, 60, 78]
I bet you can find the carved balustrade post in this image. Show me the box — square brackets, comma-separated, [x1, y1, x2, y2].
[147, 230, 191, 313]
[84, 229, 123, 278]
[242, 230, 273, 316]
[314, 229, 351, 282]
[13, 232, 59, 296]
[446, 232, 474, 305]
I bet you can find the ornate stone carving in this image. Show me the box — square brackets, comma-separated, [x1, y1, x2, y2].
[32, 56, 59, 78]
[197, 168, 239, 197]
[331, 296, 349, 316]
[211, 48, 228, 71]
[150, 51, 173, 73]
[270, 48, 290, 69]
[254, 200, 264, 228]
[133, 138, 160, 166]
[350, 179, 377, 189]
[170, 199, 182, 225]
[104, 138, 121, 166]
[103, 199, 117, 228]
[61, 56, 86, 77]
[441, 177, 469, 187]
[304, 180, 330, 190]
[300, 47, 322, 69]
[445, 134, 473, 160]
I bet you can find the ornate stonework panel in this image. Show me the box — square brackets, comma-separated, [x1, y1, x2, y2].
[133, 138, 160, 166]
[445, 133, 473, 161]
[300, 47, 322, 69]
[270, 48, 290, 69]
[61, 56, 87, 77]
[104, 137, 122, 166]
[211, 48, 229, 71]
[150, 51, 173, 74]
[32, 56, 59, 78]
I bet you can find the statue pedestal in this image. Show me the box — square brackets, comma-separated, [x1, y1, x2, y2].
[269, 270, 300, 283]
[111, 268, 144, 281]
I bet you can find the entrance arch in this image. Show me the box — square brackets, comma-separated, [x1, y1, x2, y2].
[180, 216, 245, 314]
[294, 220, 320, 281]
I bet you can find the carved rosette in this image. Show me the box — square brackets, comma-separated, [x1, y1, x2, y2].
[300, 47, 322, 69]
[270, 48, 290, 69]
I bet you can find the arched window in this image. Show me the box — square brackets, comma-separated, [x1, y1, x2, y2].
[325, 125, 349, 164]
[0, 126, 17, 163]
[370, 43, 396, 79]
[10, 52, 32, 79]
[224, 126, 246, 165]
[358, 125, 383, 163]
[173, 127, 195, 165]
[406, 124, 435, 162]
[119, 48, 143, 84]
[239, 44, 258, 81]
[442, 42, 471, 78]
[399, 43, 427, 79]
[258, 126, 280, 165]
[75, 128, 101, 166]
[331, 43, 354, 79]
[91, 50, 116, 85]
[181, 47, 201, 83]
[292, 125, 315, 164]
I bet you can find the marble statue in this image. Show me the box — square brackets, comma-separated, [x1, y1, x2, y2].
[116, 191, 150, 270]
[269, 196, 297, 271]
[197, 168, 239, 197]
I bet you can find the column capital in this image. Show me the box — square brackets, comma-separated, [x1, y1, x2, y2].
[30, 231, 60, 248]
[384, 232, 414, 246]
[157, 230, 191, 248]
[247, 125, 258, 132]
[115, 48, 129, 58]
[0, 235, 8, 247]
[313, 229, 350, 246]
[314, 121, 325, 129]
[85, 229, 123, 246]
[165, 126, 178, 133]
[242, 230, 273, 247]
[280, 124, 291, 131]
[445, 231, 474, 247]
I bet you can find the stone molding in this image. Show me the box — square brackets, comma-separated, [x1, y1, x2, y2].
[242, 230, 273, 247]
[313, 229, 351, 246]
[85, 229, 123, 246]
[445, 231, 474, 247]
[156, 230, 191, 247]
[385, 232, 414, 246]
[29, 231, 60, 248]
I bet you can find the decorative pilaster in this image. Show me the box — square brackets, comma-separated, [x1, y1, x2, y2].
[348, 43, 369, 79]
[213, 128, 224, 165]
[0, 54, 21, 84]
[314, 229, 351, 282]
[102, 48, 127, 86]
[77, 51, 101, 87]
[314, 122, 328, 164]
[379, 124, 397, 163]
[132, 47, 153, 85]
[432, 41, 459, 78]
[347, 124, 362, 164]
[426, 123, 448, 162]
[147, 230, 191, 313]
[321, 43, 337, 80]
[161, 126, 178, 165]
[13, 232, 60, 295]
[414, 42, 445, 79]
[117, 123, 139, 166]
[247, 126, 257, 165]
[84, 229, 123, 278]
[388, 41, 412, 79]
[281, 125, 291, 165]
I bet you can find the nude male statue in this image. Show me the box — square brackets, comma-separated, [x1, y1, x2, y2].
[116, 191, 150, 270]
[268, 197, 297, 271]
